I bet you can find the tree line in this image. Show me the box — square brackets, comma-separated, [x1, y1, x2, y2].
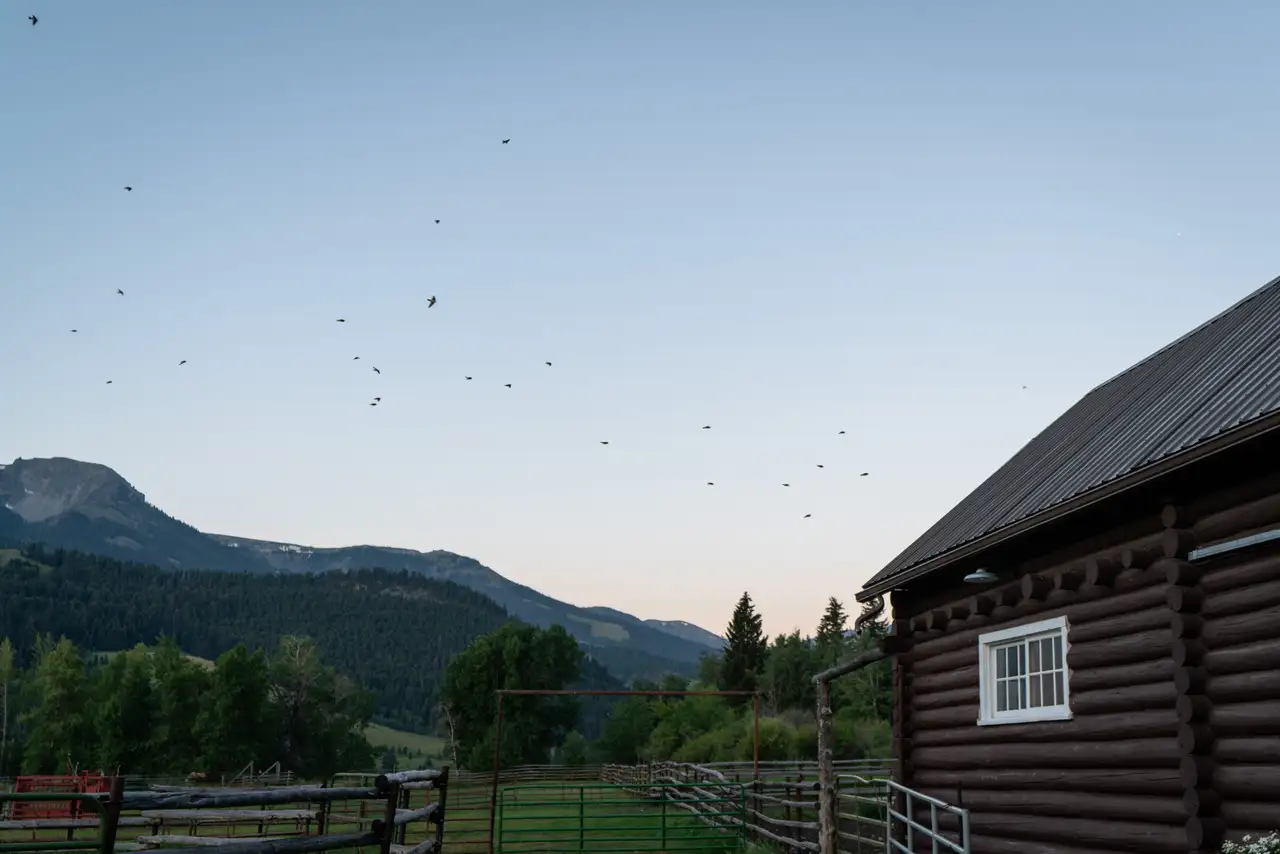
[441, 593, 892, 769]
[0, 633, 374, 779]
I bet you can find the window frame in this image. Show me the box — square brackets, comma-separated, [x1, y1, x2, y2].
[976, 614, 1072, 726]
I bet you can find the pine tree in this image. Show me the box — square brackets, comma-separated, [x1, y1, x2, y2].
[814, 597, 849, 668]
[719, 592, 767, 705]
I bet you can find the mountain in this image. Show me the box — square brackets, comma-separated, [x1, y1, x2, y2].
[0, 542, 626, 735]
[643, 619, 725, 649]
[0, 457, 719, 681]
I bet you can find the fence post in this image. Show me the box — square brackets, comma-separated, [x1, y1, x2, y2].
[816, 677, 837, 854]
[434, 767, 449, 854]
[578, 785, 585, 851]
[378, 782, 400, 854]
[97, 776, 124, 854]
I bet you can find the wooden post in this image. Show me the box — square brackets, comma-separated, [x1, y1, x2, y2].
[488, 693, 505, 854]
[378, 782, 400, 854]
[816, 678, 836, 854]
[98, 776, 124, 854]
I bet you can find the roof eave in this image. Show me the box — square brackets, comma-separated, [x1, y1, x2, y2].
[857, 410, 1280, 603]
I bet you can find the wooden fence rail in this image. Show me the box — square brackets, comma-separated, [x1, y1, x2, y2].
[0, 770, 450, 854]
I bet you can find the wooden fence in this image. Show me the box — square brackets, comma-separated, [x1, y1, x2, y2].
[601, 761, 891, 854]
[0, 769, 448, 854]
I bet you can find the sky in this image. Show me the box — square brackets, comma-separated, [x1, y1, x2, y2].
[4, 2, 1280, 639]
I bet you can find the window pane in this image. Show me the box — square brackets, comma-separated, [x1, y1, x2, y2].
[996, 647, 1007, 679]
[996, 679, 1008, 712]
[1029, 639, 1041, 672]
[1017, 676, 1027, 710]
[1029, 672, 1041, 706]
[1018, 643, 1027, 677]
[1042, 673, 1055, 707]
[1053, 671, 1064, 706]
[1053, 635, 1064, 669]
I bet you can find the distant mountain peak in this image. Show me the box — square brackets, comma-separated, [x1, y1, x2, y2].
[0, 456, 144, 524]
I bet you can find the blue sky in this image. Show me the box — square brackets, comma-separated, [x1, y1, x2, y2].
[3, 2, 1279, 638]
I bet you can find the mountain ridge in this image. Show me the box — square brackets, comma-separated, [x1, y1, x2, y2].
[0, 456, 722, 680]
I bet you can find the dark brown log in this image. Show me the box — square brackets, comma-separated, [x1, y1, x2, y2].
[911, 738, 1180, 770]
[1213, 764, 1280, 799]
[907, 583, 1168, 660]
[908, 709, 1177, 748]
[906, 664, 978, 694]
[891, 618, 912, 639]
[969, 594, 995, 616]
[1068, 628, 1173, 670]
[1215, 738, 1280, 764]
[1185, 816, 1225, 851]
[1201, 552, 1280, 596]
[1204, 636, 1280, 676]
[122, 787, 381, 811]
[911, 768, 1184, 797]
[913, 786, 1186, 824]
[1177, 723, 1215, 753]
[1084, 557, 1121, 588]
[1054, 565, 1085, 592]
[1170, 613, 1203, 639]
[1151, 558, 1197, 588]
[966, 834, 1107, 854]
[1161, 528, 1196, 559]
[925, 609, 948, 631]
[1174, 667, 1206, 695]
[909, 704, 978, 731]
[1021, 573, 1051, 602]
[1162, 503, 1193, 529]
[921, 809, 1189, 854]
[1071, 681, 1178, 716]
[947, 601, 971, 621]
[1072, 658, 1174, 694]
[910, 686, 973, 712]
[1172, 639, 1205, 667]
[1221, 800, 1280, 831]
[1193, 490, 1280, 543]
[1166, 584, 1203, 614]
[1203, 577, 1280, 621]
[1208, 669, 1280, 703]
[1175, 695, 1211, 724]
[1209, 700, 1280, 737]
[1179, 755, 1215, 788]
[1203, 608, 1280, 650]
[881, 632, 911, 654]
[1113, 567, 1147, 589]
[1069, 606, 1171, 644]
[1182, 787, 1221, 817]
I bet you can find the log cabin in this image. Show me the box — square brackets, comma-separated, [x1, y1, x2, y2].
[854, 274, 1280, 854]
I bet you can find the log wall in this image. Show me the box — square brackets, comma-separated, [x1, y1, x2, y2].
[888, 474, 1280, 854]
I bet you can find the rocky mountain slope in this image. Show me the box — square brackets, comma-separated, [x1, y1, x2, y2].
[0, 456, 720, 680]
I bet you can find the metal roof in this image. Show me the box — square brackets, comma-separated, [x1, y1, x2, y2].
[864, 274, 1280, 592]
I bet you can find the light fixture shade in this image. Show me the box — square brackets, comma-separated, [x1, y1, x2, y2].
[963, 568, 999, 584]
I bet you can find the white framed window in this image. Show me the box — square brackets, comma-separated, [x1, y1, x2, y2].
[977, 615, 1071, 726]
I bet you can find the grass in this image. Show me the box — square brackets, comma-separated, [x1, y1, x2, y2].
[0, 780, 747, 854]
[363, 724, 448, 767]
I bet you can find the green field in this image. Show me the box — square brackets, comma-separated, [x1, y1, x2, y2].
[363, 723, 448, 767]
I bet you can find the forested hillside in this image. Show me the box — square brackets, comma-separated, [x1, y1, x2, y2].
[0, 543, 625, 733]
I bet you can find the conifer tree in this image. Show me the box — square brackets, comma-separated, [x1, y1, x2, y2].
[814, 597, 849, 667]
[719, 592, 767, 704]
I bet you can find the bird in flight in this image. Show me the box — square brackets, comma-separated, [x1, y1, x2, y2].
[502, 139, 511, 144]
[707, 482, 715, 486]
[105, 380, 112, 385]
[28, 15, 36, 25]
[116, 289, 124, 296]
[464, 376, 472, 381]
[545, 361, 552, 367]
[434, 220, 440, 225]
[372, 367, 381, 374]
[373, 397, 381, 402]
[702, 425, 711, 430]
[427, 296, 437, 307]
[803, 514, 812, 519]
[370, 401, 378, 407]
[178, 360, 187, 366]
[353, 356, 360, 360]
[816, 464, 824, 469]
[124, 186, 132, 192]
[860, 472, 869, 477]
[504, 383, 512, 388]
[70, 329, 77, 333]
[600, 441, 609, 445]
[838, 430, 846, 435]
[336, 318, 345, 323]
[782, 483, 790, 487]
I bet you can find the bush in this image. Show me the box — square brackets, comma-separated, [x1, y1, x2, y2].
[1222, 833, 1280, 853]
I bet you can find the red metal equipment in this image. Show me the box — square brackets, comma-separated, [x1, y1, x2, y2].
[10, 772, 108, 820]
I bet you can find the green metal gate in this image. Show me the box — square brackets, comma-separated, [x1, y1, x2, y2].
[496, 782, 747, 853]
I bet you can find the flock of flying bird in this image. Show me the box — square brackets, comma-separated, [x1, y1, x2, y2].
[27, 12, 867, 519]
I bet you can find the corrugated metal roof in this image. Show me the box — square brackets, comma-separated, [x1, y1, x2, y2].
[865, 274, 1280, 590]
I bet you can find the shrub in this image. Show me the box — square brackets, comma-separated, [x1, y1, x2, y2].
[1222, 833, 1280, 853]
